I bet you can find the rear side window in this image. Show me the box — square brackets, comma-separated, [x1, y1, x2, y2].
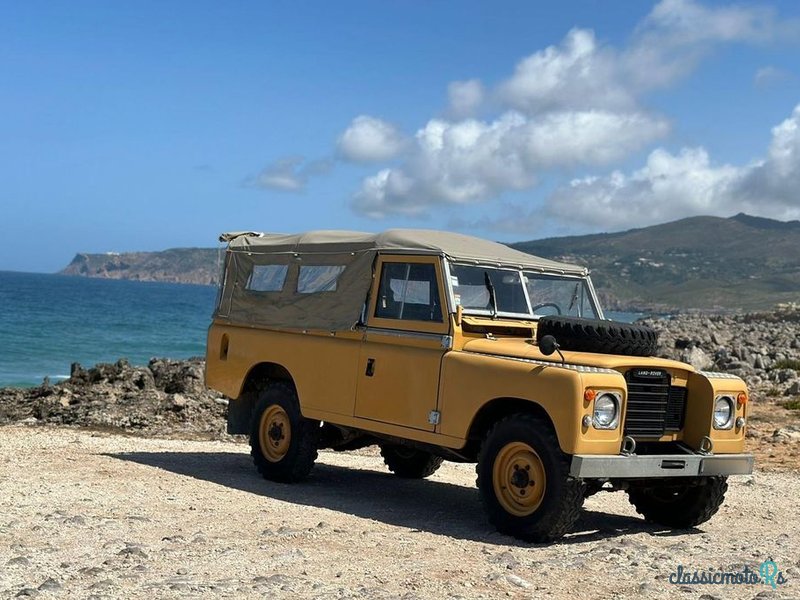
[298, 265, 346, 293]
[375, 262, 442, 322]
[246, 265, 288, 292]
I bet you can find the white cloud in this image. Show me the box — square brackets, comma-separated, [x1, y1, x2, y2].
[495, 0, 799, 116]
[247, 157, 332, 192]
[640, 0, 795, 45]
[521, 111, 669, 167]
[545, 148, 739, 229]
[352, 110, 668, 217]
[447, 79, 485, 118]
[349, 0, 798, 219]
[535, 105, 800, 231]
[337, 116, 407, 162]
[754, 65, 791, 88]
[625, 0, 800, 90]
[736, 105, 800, 208]
[497, 28, 634, 113]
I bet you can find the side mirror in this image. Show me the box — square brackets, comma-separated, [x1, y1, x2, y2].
[539, 335, 559, 356]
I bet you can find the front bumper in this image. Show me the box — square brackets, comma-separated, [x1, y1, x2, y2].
[570, 453, 754, 479]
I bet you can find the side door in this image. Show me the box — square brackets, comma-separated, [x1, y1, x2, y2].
[354, 255, 451, 431]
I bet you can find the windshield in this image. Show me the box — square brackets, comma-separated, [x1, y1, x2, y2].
[449, 263, 599, 319]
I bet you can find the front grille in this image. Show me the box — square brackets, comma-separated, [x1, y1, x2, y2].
[623, 369, 687, 437]
[624, 369, 670, 437]
[664, 386, 687, 431]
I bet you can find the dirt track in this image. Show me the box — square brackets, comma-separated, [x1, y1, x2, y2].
[1, 425, 797, 599]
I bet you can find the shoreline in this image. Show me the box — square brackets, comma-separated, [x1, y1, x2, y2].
[1, 311, 799, 449]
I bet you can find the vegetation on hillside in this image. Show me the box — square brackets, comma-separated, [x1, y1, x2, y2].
[59, 213, 800, 311]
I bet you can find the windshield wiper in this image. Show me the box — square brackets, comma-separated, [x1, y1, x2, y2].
[484, 271, 498, 319]
[568, 282, 580, 313]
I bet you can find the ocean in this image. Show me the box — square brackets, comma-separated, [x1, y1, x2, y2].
[0, 271, 646, 388]
[0, 271, 217, 388]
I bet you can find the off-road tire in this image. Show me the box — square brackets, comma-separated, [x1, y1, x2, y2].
[249, 381, 319, 483]
[536, 316, 659, 357]
[627, 476, 728, 528]
[476, 414, 585, 543]
[379, 444, 444, 479]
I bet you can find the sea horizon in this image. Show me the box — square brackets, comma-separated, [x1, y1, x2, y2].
[0, 271, 217, 388]
[0, 271, 647, 388]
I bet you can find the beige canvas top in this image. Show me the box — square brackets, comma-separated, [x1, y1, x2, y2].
[215, 229, 588, 331]
[224, 229, 587, 275]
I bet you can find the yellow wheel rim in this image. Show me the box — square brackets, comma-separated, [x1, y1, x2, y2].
[492, 441, 546, 516]
[259, 405, 291, 462]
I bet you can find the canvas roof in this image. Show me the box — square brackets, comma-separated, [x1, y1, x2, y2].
[222, 229, 587, 276]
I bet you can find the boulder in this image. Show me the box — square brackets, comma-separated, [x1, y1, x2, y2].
[681, 346, 713, 371]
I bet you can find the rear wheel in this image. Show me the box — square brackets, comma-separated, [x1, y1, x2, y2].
[249, 381, 319, 483]
[627, 476, 728, 528]
[476, 414, 585, 542]
[379, 444, 443, 479]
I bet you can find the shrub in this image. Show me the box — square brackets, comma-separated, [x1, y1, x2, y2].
[773, 358, 800, 371]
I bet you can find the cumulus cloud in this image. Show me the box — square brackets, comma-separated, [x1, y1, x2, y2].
[348, 0, 798, 219]
[447, 79, 485, 118]
[496, 0, 799, 114]
[337, 116, 408, 162]
[545, 148, 739, 229]
[533, 105, 800, 231]
[736, 104, 800, 208]
[640, 0, 797, 45]
[497, 28, 634, 113]
[352, 111, 668, 217]
[246, 157, 332, 192]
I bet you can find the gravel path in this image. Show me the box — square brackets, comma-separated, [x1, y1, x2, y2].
[1, 425, 797, 599]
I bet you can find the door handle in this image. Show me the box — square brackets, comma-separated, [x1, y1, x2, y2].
[365, 358, 375, 377]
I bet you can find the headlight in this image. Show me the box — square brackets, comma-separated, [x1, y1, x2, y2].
[713, 395, 734, 429]
[593, 392, 620, 429]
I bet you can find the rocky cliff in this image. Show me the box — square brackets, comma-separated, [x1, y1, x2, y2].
[60, 248, 220, 285]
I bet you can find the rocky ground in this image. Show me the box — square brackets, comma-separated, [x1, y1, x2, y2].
[0, 426, 797, 600]
[640, 308, 800, 471]
[0, 358, 229, 440]
[2, 309, 799, 470]
[1, 310, 800, 598]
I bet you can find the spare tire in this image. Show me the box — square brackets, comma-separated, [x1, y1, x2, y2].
[536, 316, 659, 357]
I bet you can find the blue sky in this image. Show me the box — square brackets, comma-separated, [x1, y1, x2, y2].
[2, 1, 799, 272]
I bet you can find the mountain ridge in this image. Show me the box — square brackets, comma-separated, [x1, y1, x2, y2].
[59, 213, 800, 311]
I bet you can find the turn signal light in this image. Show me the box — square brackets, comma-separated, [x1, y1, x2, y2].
[737, 392, 748, 406]
[584, 389, 597, 402]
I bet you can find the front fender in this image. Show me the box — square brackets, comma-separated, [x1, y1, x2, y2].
[439, 351, 627, 454]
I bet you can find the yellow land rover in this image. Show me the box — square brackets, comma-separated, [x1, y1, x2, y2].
[205, 229, 753, 542]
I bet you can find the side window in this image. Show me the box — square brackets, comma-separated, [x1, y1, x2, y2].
[246, 264, 288, 292]
[375, 262, 442, 322]
[297, 265, 345, 293]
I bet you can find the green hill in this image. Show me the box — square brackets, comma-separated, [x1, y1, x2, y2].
[511, 213, 800, 311]
[59, 213, 800, 311]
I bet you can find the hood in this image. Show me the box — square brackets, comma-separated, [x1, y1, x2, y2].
[462, 337, 694, 374]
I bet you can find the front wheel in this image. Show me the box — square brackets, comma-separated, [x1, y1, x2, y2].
[249, 380, 319, 483]
[627, 476, 728, 528]
[476, 414, 585, 543]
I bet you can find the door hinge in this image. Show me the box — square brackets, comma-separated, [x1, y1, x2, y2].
[428, 410, 441, 425]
